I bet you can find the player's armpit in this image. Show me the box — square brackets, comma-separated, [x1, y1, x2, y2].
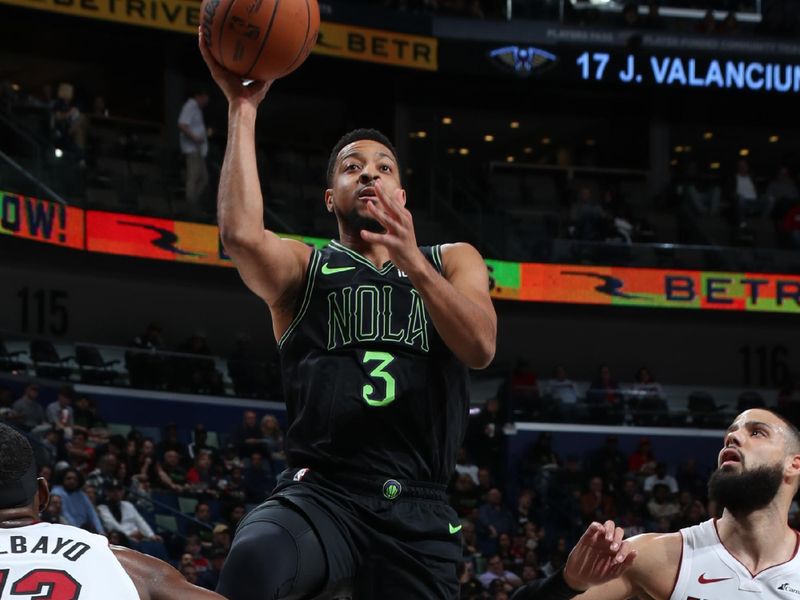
[112, 546, 225, 600]
[222, 234, 312, 311]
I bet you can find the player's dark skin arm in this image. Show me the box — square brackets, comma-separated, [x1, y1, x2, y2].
[362, 179, 497, 369]
[113, 546, 225, 600]
[198, 31, 311, 336]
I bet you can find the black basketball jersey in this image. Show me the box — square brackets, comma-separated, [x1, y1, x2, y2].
[278, 240, 470, 485]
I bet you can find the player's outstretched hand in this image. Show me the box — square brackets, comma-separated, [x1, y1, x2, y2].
[198, 29, 272, 106]
[563, 520, 637, 592]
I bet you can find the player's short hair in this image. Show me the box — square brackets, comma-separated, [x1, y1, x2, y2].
[0, 423, 36, 509]
[326, 128, 400, 186]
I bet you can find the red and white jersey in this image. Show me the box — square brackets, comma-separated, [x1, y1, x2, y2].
[0, 522, 139, 600]
[670, 519, 800, 600]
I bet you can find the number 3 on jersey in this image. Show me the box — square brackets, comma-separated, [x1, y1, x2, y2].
[0, 569, 81, 600]
[362, 351, 396, 407]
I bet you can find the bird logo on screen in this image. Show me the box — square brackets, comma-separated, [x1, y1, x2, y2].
[488, 46, 557, 78]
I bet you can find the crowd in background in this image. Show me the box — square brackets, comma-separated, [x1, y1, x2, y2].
[2, 377, 800, 599]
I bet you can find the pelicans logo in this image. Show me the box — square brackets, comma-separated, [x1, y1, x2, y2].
[488, 46, 557, 78]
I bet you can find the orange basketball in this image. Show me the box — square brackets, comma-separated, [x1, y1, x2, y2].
[200, 0, 319, 82]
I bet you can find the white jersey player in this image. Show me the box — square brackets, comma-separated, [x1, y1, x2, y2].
[0, 423, 223, 600]
[512, 408, 800, 600]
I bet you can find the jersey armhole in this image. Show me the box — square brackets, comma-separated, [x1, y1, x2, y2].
[431, 244, 444, 274]
[667, 530, 686, 600]
[278, 249, 321, 349]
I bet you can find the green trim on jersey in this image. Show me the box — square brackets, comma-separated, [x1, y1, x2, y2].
[329, 240, 395, 275]
[432, 245, 444, 273]
[278, 249, 322, 349]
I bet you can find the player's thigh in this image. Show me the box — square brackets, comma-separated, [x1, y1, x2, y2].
[355, 553, 458, 600]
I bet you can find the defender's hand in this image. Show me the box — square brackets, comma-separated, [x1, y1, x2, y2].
[563, 521, 637, 592]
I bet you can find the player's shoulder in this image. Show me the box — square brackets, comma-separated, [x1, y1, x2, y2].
[627, 532, 683, 576]
[439, 242, 486, 271]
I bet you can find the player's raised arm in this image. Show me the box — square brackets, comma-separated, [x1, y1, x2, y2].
[113, 546, 225, 600]
[198, 31, 311, 312]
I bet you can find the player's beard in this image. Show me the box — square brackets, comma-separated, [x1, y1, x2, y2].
[708, 462, 784, 515]
[338, 203, 385, 234]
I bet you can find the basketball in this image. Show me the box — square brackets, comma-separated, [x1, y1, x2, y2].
[200, 0, 320, 82]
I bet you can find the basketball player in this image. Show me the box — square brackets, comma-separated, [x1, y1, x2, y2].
[199, 33, 497, 599]
[0, 423, 223, 600]
[512, 408, 800, 600]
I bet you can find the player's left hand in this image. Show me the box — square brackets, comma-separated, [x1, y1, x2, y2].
[360, 179, 425, 273]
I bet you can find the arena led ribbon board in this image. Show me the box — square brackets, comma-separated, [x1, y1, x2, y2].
[2, 191, 798, 314]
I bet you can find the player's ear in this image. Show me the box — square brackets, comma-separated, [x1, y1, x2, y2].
[324, 189, 334, 213]
[397, 188, 406, 207]
[785, 451, 800, 482]
[36, 477, 50, 513]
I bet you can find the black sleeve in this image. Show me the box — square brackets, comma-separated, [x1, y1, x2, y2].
[511, 569, 584, 600]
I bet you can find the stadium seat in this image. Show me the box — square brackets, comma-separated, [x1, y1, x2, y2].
[29, 339, 75, 380]
[75, 344, 120, 384]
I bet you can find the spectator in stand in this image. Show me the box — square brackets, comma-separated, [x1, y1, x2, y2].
[477, 467, 493, 502]
[506, 358, 539, 420]
[259, 414, 284, 461]
[767, 167, 800, 248]
[676, 457, 707, 500]
[616, 477, 647, 521]
[586, 365, 624, 423]
[186, 502, 216, 548]
[65, 429, 95, 475]
[677, 499, 708, 529]
[455, 446, 480, 485]
[178, 89, 210, 208]
[569, 186, 606, 241]
[0, 386, 20, 425]
[630, 367, 668, 425]
[156, 449, 188, 492]
[450, 472, 481, 519]
[477, 488, 516, 557]
[197, 546, 227, 591]
[643, 462, 679, 497]
[182, 534, 209, 571]
[41, 427, 65, 468]
[156, 423, 185, 459]
[12, 383, 44, 432]
[44, 386, 76, 439]
[73, 394, 106, 434]
[628, 437, 656, 473]
[230, 410, 263, 458]
[734, 158, 771, 229]
[220, 465, 247, 506]
[135, 437, 160, 483]
[187, 450, 218, 497]
[226, 504, 247, 532]
[127, 322, 168, 389]
[646, 483, 681, 525]
[97, 481, 167, 559]
[580, 476, 616, 525]
[211, 523, 232, 554]
[242, 451, 274, 503]
[42, 492, 69, 525]
[544, 366, 580, 421]
[457, 560, 484, 600]
[461, 519, 480, 560]
[473, 397, 505, 477]
[52, 82, 88, 159]
[50, 467, 105, 533]
[479, 554, 522, 591]
[588, 435, 627, 486]
[188, 423, 218, 462]
[176, 331, 224, 394]
[85, 452, 118, 504]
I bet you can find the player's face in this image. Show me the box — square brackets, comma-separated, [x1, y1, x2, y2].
[718, 409, 790, 472]
[326, 140, 403, 235]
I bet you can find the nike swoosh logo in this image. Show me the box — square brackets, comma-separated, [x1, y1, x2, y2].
[449, 523, 462, 534]
[698, 573, 733, 584]
[321, 263, 356, 275]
